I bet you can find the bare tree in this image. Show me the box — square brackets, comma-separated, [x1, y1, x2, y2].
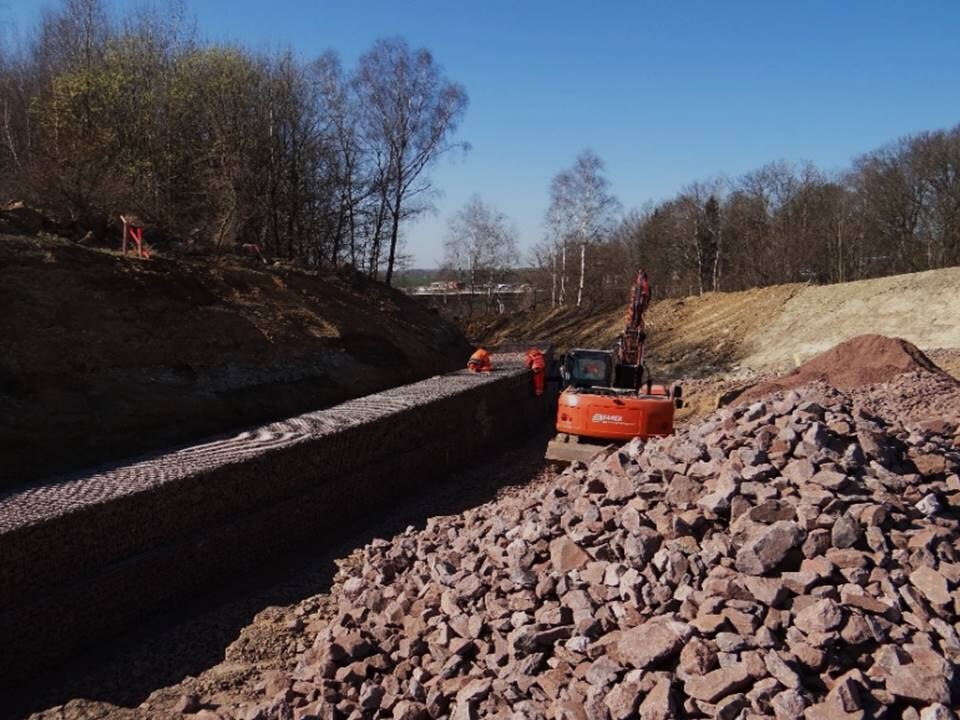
[530, 237, 559, 307]
[353, 38, 468, 285]
[442, 194, 518, 295]
[312, 51, 368, 267]
[546, 150, 620, 306]
[673, 180, 726, 295]
[540, 208, 569, 306]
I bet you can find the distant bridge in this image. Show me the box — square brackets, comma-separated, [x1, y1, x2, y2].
[406, 286, 543, 320]
[406, 284, 532, 297]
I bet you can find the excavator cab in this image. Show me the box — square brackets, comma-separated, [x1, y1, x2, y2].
[562, 349, 646, 393]
[562, 350, 614, 389]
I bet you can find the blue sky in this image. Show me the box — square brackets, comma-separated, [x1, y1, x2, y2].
[7, 1, 960, 266]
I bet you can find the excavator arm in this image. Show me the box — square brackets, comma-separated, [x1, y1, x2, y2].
[625, 269, 651, 339]
[614, 269, 651, 389]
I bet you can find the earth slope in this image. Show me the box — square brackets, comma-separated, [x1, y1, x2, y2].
[472, 267, 960, 379]
[0, 235, 470, 486]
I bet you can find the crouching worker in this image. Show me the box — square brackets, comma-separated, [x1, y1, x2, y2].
[525, 347, 546, 396]
[467, 347, 493, 372]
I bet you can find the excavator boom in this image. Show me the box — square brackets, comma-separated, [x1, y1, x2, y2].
[614, 269, 651, 389]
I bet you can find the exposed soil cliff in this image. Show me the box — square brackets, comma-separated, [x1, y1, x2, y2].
[0, 234, 471, 486]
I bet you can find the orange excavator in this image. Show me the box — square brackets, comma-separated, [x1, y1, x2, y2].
[545, 269, 681, 463]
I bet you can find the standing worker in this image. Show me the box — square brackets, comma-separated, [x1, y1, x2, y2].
[525, 348, 546, 396]
[467, 347, 493, 372]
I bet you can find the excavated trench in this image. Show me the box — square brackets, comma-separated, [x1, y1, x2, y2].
[0, 351, 555, 716]
[16, 336, 957, 718]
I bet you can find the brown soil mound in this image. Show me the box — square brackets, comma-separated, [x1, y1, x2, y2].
[738, 334, 951, 403]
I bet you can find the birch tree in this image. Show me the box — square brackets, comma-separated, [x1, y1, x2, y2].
[546, 150, 619, 306]
[442, 194, 518, 295]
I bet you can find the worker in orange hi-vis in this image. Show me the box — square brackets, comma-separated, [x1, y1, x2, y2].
[467, 347, 493, 372]
[525, 348, 546, 396]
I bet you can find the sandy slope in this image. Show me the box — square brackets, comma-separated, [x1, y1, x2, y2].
[738, 267, 960, 369]
[475, 267, 960, 378]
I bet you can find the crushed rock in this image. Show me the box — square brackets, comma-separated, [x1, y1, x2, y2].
[169, 366, 960, 720]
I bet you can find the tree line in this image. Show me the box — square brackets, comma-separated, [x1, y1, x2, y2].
[444, 126, 960, 308]
[5, 1, 957, 301]
[0, 0, 467, 285]
[531, 125, 960, 306]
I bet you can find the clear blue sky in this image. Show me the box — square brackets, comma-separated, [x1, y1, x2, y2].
[7, 1, 960, 267]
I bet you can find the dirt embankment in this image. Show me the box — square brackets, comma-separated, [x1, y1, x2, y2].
[0, 235, 471, 487]
[472, 267, 960, 379]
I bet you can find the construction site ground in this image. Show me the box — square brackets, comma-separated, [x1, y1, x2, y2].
[8, 265, 960, 720]
[9, 430, 563, 720]
[18, 339, 960, 720]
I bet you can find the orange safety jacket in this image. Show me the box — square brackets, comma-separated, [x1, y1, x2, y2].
[525, 349, 546, 396]
[467, 347, 493, 372]
[525, 349, 545, 371]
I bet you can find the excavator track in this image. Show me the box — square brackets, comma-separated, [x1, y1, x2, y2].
[544, 433, 615, 464]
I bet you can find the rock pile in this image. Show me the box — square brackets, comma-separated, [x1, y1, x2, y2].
[220, 373, 960, 720]
[851, 369, 960, 431]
